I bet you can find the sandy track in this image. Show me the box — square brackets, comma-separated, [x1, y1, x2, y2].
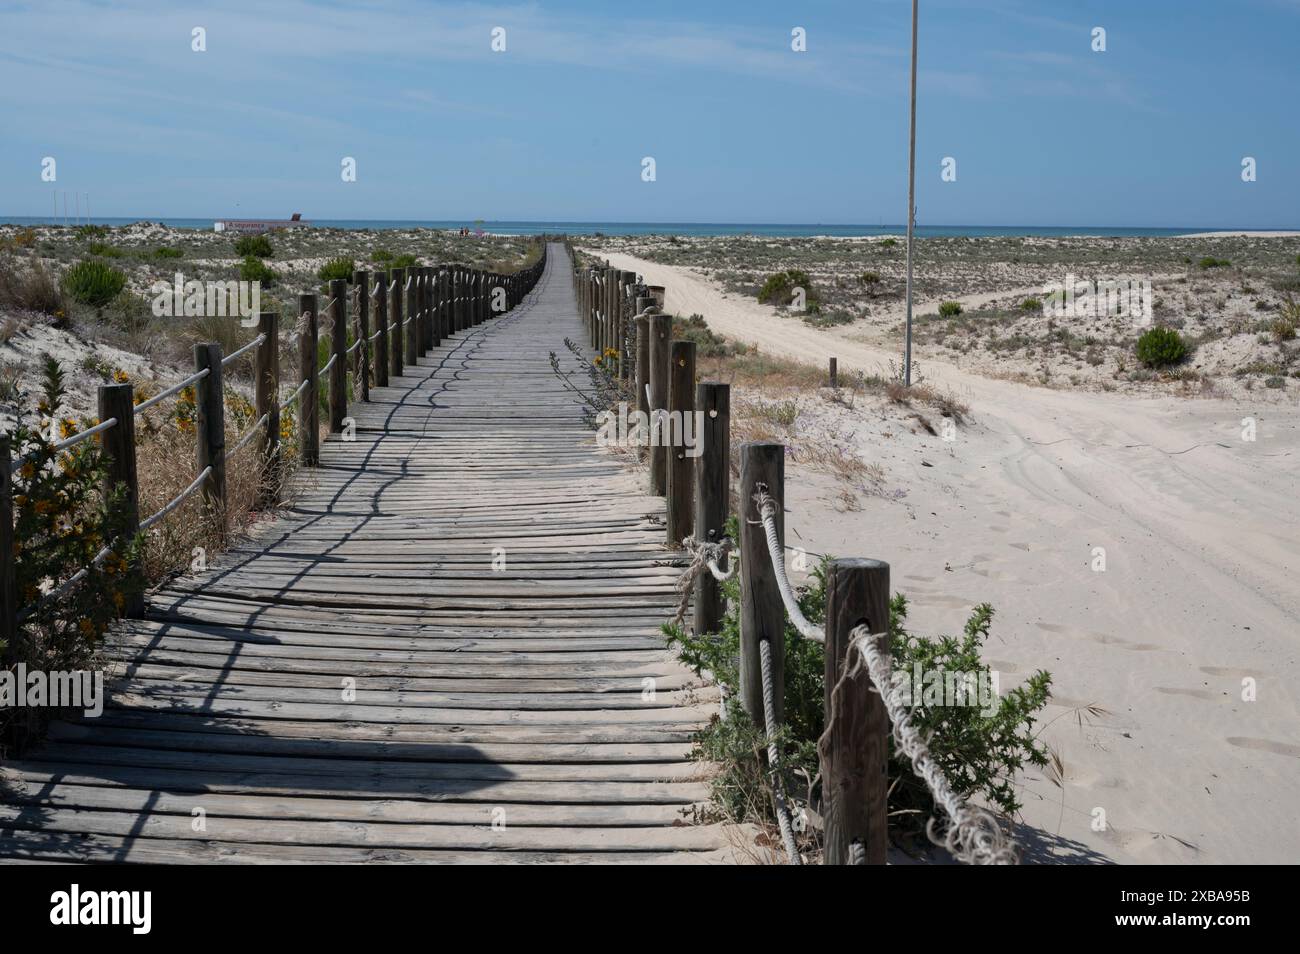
[589, 248, 1300, 864]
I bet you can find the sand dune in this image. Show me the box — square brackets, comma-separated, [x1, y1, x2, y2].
[591, 248, 1300, 864]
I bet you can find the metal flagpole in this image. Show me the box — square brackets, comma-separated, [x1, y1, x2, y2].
[903, 0, 918, 386]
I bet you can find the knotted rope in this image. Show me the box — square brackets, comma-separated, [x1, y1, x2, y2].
[673, 535, 733, 625]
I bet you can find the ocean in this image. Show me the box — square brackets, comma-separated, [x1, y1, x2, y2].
[0, 216, 1233, 238]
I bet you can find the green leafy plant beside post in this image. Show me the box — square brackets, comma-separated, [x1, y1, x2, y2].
[662, 528, 1052, 853]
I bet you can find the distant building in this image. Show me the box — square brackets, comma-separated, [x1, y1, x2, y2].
[214, 213, 308, 234]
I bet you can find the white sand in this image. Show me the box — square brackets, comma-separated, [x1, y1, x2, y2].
[1175, 230, 1300, 238]
[591, 248, 1300, 865]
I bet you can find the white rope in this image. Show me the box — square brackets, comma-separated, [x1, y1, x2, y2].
[846, 624, 1020, 865]
[320, 352, 338, 375]
[220, 333, 266, 367]
[279, 377, 310, 412]
[673, 535, 734, 624]
[140, 465, 212, 531]
[226, 413, 270, 460]
[759, 638, 803, 865]
[131, 367, 210, 415]
[388, 279, 396, 293]
[371, 283, 381, 299]
[16, 542, 115, 621]
[346, 338, 363, 355]
[368, 327, 385, 342]
[755, 486, 822, 641]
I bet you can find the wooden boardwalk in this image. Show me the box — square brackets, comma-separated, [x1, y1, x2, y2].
[0, 244, 741, 864]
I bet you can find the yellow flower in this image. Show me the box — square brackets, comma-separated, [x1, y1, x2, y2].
[19, 462, 34, 479]
[112, 591, 125, 611]
[58, 418, 77, 439]
[78, 618, 94, 637]
[112, 368, 130, 383]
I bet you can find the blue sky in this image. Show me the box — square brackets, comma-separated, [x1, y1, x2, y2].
[2, 0, 1297, 227]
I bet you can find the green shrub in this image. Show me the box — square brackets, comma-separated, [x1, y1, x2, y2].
[391, 253, 419, 270]
[239, 255, 277, 286]
[87, 242, 123, 258]
[234, 233, 274, 258]
[1197, 256, 1231, 269]
[74, 224, 108, 240]
[938, 301, 963, 318]
[1135, 326, 1188, 367]
[63, 259, 126, 307]
[757, 269, 817, 308]
[859, 271, 881, 288]
[672, 314, 734, 358]
[881, 237, 897, 248]
[1020, 297, 1042, 311]
[153, 246, 184, 259]
[371, 248, 394, 264]
[317, 257, 355, 282]
[2, 358, 141, 747]
[663, 530, 1052, 848]
[0, 258, 67, 320]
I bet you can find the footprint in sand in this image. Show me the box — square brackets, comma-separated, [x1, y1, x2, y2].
[1034, 621, 1164, 652]
[903, 574, 935, 584]
[1199, 665, 1259, 679]
[1227, 737, 1300, 758]
[1155, 686, 1221, 701]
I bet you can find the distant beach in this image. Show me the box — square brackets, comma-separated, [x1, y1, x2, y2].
[4, 215, 1296, 239]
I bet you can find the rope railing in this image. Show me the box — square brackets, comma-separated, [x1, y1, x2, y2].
[132, 367, 210, 415]
[1, 240, 549, 689]
[220, 333, 266, 367]
[139, 465, 212, 531]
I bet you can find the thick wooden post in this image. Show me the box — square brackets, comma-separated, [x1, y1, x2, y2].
[647, 314, 672, 495]
[193, 343, 227, 534]
[374, 271, 389, 388]
[389, 267, 405, 378]
[666, 340, 696, 547]
[298, 293, 320, 466]
[619, 271, 637, 379]
[634, 314, 651, 461]
[0, 436, 16, 665]
[354, 270, 370, 401]
[739, 441, 784, 729]
[434, 267, 444, 348]
[405, 268, 420, 366]
[829, 357, 838, 388]
[647, 285, 666, 308]
[694, 381, 730, 636]
[823, 558, 891, 865]
[96, 384, 142, 617]
[328, 278, 347, 432]
[254, 312, 279, 507]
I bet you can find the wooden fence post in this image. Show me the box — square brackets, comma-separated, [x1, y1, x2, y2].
[739, 441, 784, 729]
[254, 311, 280, 507]
[647, 285, 666, 308]
[829, 357, 838, 388]
[354, 270, 370, 401]
[647, 314, 672, 496]
[694, 381, 730, 636]
[96, 384, 142, 618]
[823, 558, 891, 865]
[666, 340, 696, 547]
[374, 271, 389, 388]
[0, 436, 16, 666]
[389, 267, 405, 379]
[634, 315, 651, 460]
[405, 268, 420, 367]
[430, 267, 442, 348]
[193, 343, 227, 535]
[617, 271, 634, 379]
[298, 293, 320, 466]
[328, 278, 347, 432]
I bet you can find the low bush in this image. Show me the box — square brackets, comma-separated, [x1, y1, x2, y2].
[234, 233, 274, 258]
[1197, 256, 1231, 269]
[757, 269, 817, 308]
[317, 257, 355, 282]
[239, 255, 277, 286]
[0, 256, 67, 320]
[1135, 326, 1188, 367]
[938, 300, 963, 318]
[672, 314, 735, 358]
[663, 536, 1051, 852]
[63, 259, 126, 307]
[153, 246, 184, 259]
